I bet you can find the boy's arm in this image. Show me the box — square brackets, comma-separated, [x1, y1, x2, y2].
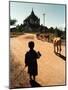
[36, 51, 41, 59]
[25, 53, 28, 66]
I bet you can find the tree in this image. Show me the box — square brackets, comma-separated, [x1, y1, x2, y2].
[10, 19, 17, 32]
[10, 19, 17, 25]
[49, 27, 54, 33]
[16, 24, 24, 32]
[54, 27, 63, 37]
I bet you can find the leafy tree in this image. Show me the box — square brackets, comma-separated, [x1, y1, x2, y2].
[49, 27, 54, 33]
[10, 19, 17, 25]
[54, 27, 63, 37]
[16, 24, 23, 32]
[54, 27, 59, 37]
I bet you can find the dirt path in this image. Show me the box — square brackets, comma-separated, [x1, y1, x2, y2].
[10, 33, 66, 88]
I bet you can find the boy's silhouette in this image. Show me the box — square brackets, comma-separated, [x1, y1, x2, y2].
[25, 41, 41, 81]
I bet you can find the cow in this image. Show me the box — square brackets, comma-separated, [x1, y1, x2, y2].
[44, 34, 49, 42]
[36, 33, 49, 42]
[36, 33, 41, 40]
[53, 37, 61, 54]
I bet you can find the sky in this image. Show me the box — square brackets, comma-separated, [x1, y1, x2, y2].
[10, 1, 66, 30]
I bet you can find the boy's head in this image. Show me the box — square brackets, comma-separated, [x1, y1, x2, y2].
[28, 41, 34, 49]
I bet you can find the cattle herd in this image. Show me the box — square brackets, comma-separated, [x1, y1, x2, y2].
[36, 33, 62, 54]
[36, 33, 49, 42]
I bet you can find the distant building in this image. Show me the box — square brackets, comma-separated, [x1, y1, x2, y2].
[10, 25, 16, 32]
[23, 9, 40, 32]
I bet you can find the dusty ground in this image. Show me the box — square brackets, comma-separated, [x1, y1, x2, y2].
[10, 33, 66, 88]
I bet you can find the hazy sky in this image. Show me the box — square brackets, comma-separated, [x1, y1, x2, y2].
[10, 1, 65, 29]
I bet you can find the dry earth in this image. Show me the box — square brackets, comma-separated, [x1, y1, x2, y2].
[10, 33, 66, 88]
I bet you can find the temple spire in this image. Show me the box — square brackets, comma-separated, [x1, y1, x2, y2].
[32, 8, 33, 11]
[31, 8, 34, 15]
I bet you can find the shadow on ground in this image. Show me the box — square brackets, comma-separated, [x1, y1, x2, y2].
[30, 80, 41, 87]
[10, 80, 42, 89]
[54, 52, 66, 61]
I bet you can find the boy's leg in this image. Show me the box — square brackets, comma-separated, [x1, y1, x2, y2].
[29, 74, 32, 80]
[33, 75, 36, 81]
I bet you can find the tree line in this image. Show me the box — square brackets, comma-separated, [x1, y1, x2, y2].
[10, 19, 66, 39]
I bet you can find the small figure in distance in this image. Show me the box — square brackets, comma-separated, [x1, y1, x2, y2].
[25, 41, 41, 81]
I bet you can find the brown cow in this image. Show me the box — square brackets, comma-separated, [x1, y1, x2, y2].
[36, 33, 49, 42]
[44, 34, 49, 42]
[53, 37, 61, 53]
[36, 33, 41, 40]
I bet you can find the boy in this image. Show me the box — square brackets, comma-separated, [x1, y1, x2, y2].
[25, 41, 41, 81]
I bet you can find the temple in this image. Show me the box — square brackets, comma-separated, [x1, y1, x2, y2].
[23, 9, 40, 32]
